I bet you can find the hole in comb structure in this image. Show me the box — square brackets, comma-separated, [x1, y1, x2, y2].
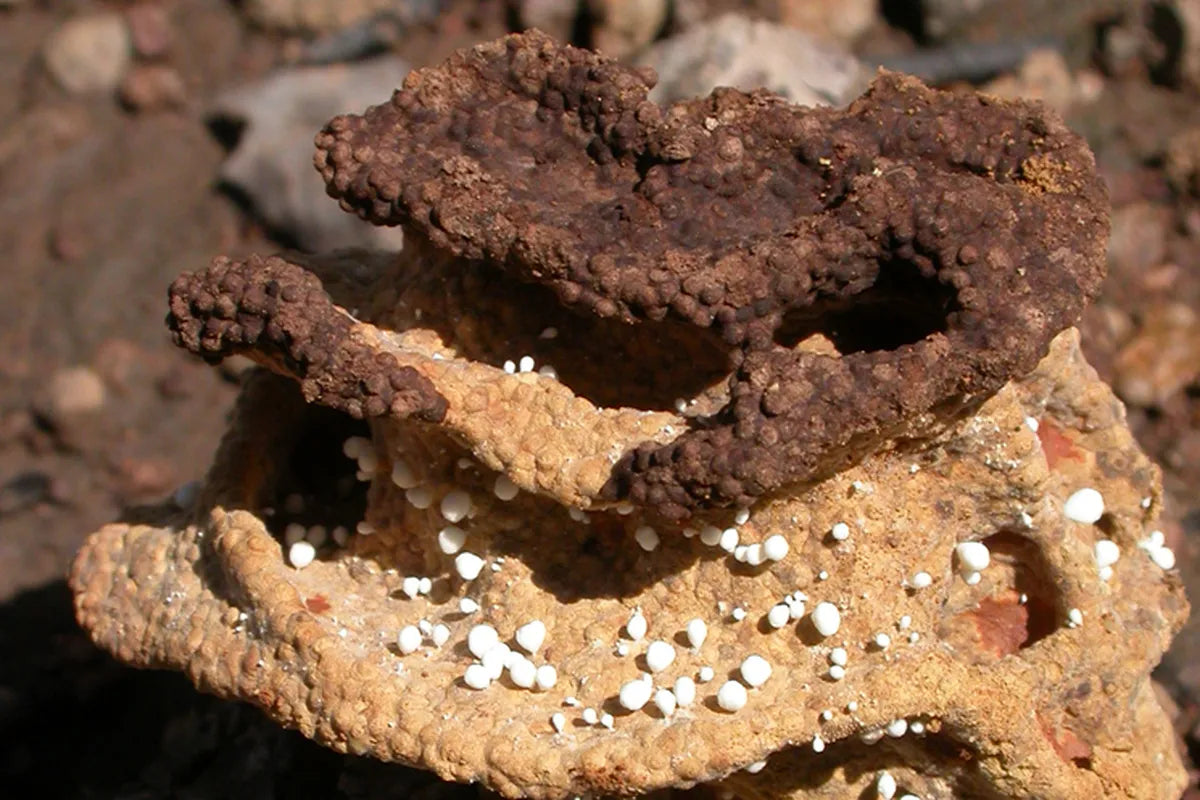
[939, 531, 1058, 661]
[773, 257, 959, 355]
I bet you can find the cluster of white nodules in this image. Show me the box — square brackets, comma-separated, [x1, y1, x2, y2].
[811, 602, 842, 638]
[1093, 539, 1120, 581]
[715, 655, 772, 713]
[1066, 607, 1084, 628]
[693, 509, 788, 564]
[502, 355, 537, 374]
[828, 646, 848, 681]
[1064, 487, 1105, 524]
[342, 436, 379, 482]
[766, 591, 807, 629]
[955, 540, 990, 585]
[462, 623, 557, 692]
[1139, 530, 1177, 570]
[733, 534, 789, 566]
[400, 575, 433, 599]
[397, 621, 451, 654]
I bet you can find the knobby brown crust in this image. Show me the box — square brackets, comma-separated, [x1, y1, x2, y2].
[167, 254, 447, 422]
[314, 31, 1109, 518]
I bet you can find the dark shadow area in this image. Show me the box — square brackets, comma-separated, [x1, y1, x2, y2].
[774, 258, 958, 355]
[0, 580, 475, 799]
[879, 0, 927, 43]
[399, 257, 734, 412]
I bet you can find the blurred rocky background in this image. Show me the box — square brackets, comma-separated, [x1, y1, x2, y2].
[1, 0, 1200, 796]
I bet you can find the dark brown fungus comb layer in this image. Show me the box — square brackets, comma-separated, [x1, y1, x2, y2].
[168, 254, 447, 422]
[314, 31, 1108, 519]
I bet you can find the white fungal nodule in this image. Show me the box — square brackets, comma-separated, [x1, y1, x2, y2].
[717, 680, 748, 712]
[626, 609, 648, 641]
[397, 625, 422, 654]
[1064, 487, 1105, 524]
[438, 526, 467, 555]
[515, 619, 547, 654]
[493, 474, 519, 501]
[673, 676, 696, 707]
[811, 602, 842, 637]
[618, 676, 653, 711]
[288, 541, 315, 569]
[645, 640, 675, 672]
[686, 618, 707, 649]
[740, 655, 772, 687]
[455, 552, 485, 580]
[634, 525, 660, 552]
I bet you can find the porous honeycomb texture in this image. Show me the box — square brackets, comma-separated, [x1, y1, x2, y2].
[72, 33, 1186, 800]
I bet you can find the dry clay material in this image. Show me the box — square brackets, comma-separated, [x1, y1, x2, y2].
[72, 33, 1187, 800]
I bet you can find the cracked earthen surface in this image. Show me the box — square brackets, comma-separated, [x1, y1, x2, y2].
[72, 32, 1186, 800]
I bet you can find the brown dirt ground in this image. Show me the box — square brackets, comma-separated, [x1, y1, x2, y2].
[1, 1, 1198, 797]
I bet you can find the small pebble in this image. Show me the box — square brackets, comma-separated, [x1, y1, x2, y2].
[831, 522, 850, 541]
[910, 571, 933, 589]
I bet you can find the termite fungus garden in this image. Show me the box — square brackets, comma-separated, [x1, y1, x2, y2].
[72, 31, 1188, 800]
